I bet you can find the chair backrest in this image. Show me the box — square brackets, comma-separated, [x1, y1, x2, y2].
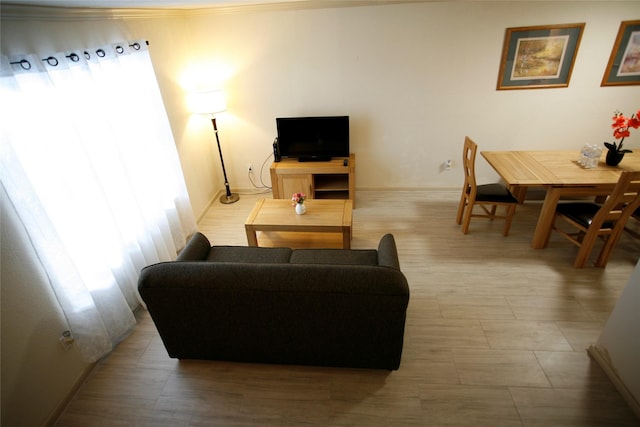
[591, 170, 640, 234]
[462, 136, 478, 196]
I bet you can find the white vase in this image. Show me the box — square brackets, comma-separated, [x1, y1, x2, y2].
[295, 203, 306, 215]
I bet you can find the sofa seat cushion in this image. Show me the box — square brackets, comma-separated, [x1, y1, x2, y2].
[290, 248, 378, 266]
[207, 246, 292, 264]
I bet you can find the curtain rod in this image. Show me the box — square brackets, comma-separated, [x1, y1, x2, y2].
[8, 40, 149, 71]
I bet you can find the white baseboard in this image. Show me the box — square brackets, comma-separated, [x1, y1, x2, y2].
[588, 344, 640, 419]
[196, 190, 223, 222]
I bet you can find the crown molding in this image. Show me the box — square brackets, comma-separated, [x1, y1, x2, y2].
[187, 1, 428, 16]
[0, 1, 428, 21]
[0, 4, 187, 20]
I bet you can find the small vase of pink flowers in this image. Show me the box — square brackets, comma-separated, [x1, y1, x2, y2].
[292, 192, 306, 215]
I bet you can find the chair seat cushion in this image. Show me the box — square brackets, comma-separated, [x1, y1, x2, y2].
[475, 183, 518, 203]
[556, 202, 613, 228]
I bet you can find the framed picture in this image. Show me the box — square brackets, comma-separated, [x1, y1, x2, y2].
[601, 20, 640, 86]
[497, 23, 585, 90]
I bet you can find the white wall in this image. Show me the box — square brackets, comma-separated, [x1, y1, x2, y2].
[1, 186, 90, 427]
[2, 2, 640, 425]
[185, 1, 640, 201]
[590, 260, 640, 417]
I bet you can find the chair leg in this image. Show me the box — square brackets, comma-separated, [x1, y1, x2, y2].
[543, 213, 558, 248]
[594, 231, 624, 268]
[461, 201, 474, 234]
[573, 231, 600, 268]
[503, 204, 517, 236]
[456, 193, 467, 225]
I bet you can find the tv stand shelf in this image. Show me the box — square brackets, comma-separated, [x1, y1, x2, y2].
[270, 154, 355, 207]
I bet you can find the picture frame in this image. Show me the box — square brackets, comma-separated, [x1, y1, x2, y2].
[601, 20, 640, 87]
[497, 23, 585, 90]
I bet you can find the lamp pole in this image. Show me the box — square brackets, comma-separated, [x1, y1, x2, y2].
[187, 89, 239, 205]
[211, 116, 239, 204]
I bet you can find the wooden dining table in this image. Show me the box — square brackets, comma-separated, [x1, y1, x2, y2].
[481, 150, 640, 248]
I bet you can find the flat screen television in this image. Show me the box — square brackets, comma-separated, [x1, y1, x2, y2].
[276, 116, 349, 161]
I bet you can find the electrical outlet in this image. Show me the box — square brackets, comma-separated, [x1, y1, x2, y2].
[247, 163, 254, 173]
[59, 330, 75, 350]
[444, 159, 452, 171]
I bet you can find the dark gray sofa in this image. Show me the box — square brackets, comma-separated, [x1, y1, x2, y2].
[138, 232, 410, 370]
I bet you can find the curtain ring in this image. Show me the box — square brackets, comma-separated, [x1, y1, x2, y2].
[42, 56, 59, 66]
[129, 42, 141, 50]
[96, 49, 106, 58]
[10, 59, 31, 70]
[84, 51, 91, 60]
[115, 45, 124, 54]
[66, 53, 80, 62]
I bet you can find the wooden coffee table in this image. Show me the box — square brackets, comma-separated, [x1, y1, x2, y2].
[244, 199, 353, 249]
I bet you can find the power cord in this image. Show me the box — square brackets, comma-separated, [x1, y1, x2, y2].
[247, 150, 273, 192]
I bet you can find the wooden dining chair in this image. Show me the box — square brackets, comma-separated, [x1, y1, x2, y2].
[456, 136, 519, 236]
[545, 170, 640, 268]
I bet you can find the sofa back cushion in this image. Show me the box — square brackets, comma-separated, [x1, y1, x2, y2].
[290, 248, 378, 265]
[207, 246, 292, 263]
[176, 232, 292, 263]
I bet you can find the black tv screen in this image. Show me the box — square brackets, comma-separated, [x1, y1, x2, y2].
[276, 116, 349, 161]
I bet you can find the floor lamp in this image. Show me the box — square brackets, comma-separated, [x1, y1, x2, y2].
[187, 90, 239, 204]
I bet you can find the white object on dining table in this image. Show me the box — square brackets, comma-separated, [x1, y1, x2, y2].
[578, 144, 603, 169]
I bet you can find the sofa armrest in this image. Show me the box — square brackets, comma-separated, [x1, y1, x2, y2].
[377, 234, 401, 270]
[176, 232, 211, 261]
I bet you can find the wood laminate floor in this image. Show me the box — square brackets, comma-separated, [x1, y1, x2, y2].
[55, 190, 640, 426]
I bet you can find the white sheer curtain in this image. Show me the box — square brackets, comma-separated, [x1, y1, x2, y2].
[0, 40, 197, 362]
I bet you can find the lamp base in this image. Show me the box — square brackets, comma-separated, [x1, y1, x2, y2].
[220, 193, 240, 204]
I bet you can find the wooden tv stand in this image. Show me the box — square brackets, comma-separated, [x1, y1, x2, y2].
[270, 154, 355, 207]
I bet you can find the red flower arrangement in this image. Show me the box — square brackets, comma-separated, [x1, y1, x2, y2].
[604, 110, 640, 154]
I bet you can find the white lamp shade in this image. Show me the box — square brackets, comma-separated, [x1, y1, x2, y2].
[187, 90, 227, 115]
